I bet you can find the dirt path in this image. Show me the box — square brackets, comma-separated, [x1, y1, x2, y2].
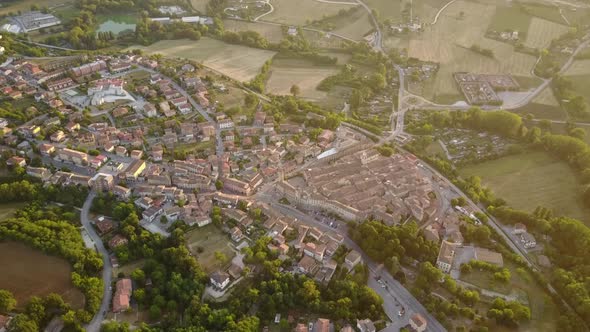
[431, 0, 458, 25]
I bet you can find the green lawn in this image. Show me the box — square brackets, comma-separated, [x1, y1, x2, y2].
[460, 151, 590, 223]
[173, 140, 215, 155]
[185, 225, 235, 273]
[565, 74, 590, 111]
[487, 5, 532, 38]
[0, 203, 25, 221]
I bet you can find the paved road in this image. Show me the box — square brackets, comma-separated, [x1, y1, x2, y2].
[81, 191, 113, 332]
[256, 194, 447, 332]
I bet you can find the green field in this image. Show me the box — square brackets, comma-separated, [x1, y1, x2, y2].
[521, 3, 567, 25]
[460, 151, 590, 223]
[565, 74, 590, 111]
[223, 20, 285, 43]
[487, 5, 532, 37]
[264, 0, 357, 25]
[126, 38, 276, 82]
[185, 225, 235, 273]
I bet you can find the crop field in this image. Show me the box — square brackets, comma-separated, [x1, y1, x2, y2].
[520, 87, 565, 120]
[330, 10, 373, 41]
[266, 58, 339, 101]
[0, 242, 84, 308]
[189, 0, 208, 13]
[524, 17, 569, 49]
[263, 0, 357, 25]
[223, 20, 285, 43]
[186, 225, 235, 273]
[126, 38, 276, 82]
[460, 151, 590, 223]
[406, 0, 538, 103]
[364, 0, 402, 22]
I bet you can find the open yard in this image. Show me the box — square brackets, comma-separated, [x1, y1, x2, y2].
[186, 225, 236, 273]
[524, 17, 569, 49]
[0, 242, 84, 308]
[563, 60, 590, 76]
[460, 151, 590, 223]
[223, 20, 285, 43]
[265, 58, 339, 101]
[126, 38, 276, 82]
[263, 0, 357, 25]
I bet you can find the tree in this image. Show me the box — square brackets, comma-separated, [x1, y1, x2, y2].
[0, 289, 16, 312]
[214, 251, 228, 266]
[290, 84, 300, 97]
[7, 314, 38, 332]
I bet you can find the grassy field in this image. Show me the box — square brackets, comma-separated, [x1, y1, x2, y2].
[521, 3, 567, 24]
[460, 261, 558, 332]
[460, 151, 590, 223]
[223, 20, 285, 43]
[487, 5, 532, 37]
[364, 0, 402, 22]
[126, 38, 276, 82]
[531, 86, 560, 106]
[330, 9, 373, 40]
[564, 74, 590, 110]
[563, 60, 590, 76]
[0, 0, 71, 15]
[213, 86, 247, 109]
[265, 58, 339, 101]
[263, 0, 357, 25]
[189, 0, 208, 13]
[185, 225, 235, 273]
[0, 203, 25, 221]
[173, 140, 215, 155]
[524, 17, 569, 49]
[0, 242, 84, 308]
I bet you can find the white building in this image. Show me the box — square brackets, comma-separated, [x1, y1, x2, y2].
[210, 271, 230, 289]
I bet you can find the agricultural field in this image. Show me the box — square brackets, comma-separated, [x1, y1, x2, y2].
[405, 0, 540, 103]
[460, 151, 590, 223]
[363, 0, 402, 22]
[185, 225, 235, 273]
[524, 17, 569, 49]
[520, 2, 567, 24]
[265, 58, 340, 101]
[223, 20, 285, 43]
[518, 87, 566, 121]
[263, 0, 357, 25]
[487, 5, 532, 37]
[330, 9, 373, 41]
[0, 242, 84, 308]
[126, 38, 276, 82]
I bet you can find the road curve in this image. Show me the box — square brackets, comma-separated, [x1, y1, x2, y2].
[82, 191, 113, 332]
[431, 0, 458, 25]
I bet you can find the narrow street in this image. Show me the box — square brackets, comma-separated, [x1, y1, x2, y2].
[81, 192, 113, 332]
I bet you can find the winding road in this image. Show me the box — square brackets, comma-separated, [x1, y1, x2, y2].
[81, 191, 113, 332]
